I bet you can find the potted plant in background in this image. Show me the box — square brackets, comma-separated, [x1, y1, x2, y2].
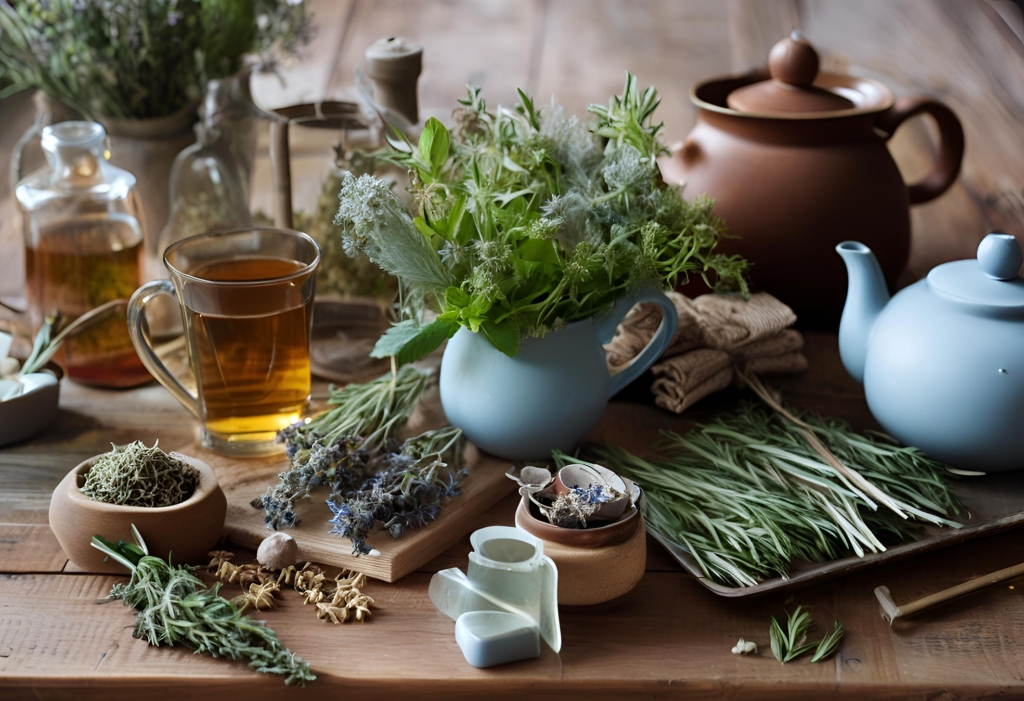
[335, 74, 748, 460]
[0, 0, 311, 274]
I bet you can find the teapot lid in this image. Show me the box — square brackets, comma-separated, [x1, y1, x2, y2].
[928, 233, 1024, 308]
[727, 31, 856, 114]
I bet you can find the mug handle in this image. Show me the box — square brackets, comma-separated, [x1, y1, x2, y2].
[536, 554, 561, 653]
[127, 280, 200, 419]
[594, 285, 679, 399]
[875, 95, 965, 205]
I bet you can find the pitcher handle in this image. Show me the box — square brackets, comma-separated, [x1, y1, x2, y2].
[876, 96, 964, 205]
[127, 280, 200, 419]
[595, 285, 679, 399]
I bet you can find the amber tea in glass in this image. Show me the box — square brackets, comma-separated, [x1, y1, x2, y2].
[129, 228, 320, 456]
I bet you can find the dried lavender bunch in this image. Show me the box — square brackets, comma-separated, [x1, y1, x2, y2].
[252, 367, 466, 548]
[92, 527, 314, 686]
[253, 365, 430, 529]
[83, 441, 198, 508]
[327, 426, 466, 554]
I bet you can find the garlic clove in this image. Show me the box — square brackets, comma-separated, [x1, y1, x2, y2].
[257, 531, 299, 571]
[0, 356, 20, 378]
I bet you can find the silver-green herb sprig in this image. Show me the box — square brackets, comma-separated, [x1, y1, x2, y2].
[82, 440, 198, 508]
[568, 400, 963, 587]
[92, 526, 314, 686]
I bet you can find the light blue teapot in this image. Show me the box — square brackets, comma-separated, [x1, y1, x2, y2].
[837, 233, 1024, 472]
[440, 285, 678, 461]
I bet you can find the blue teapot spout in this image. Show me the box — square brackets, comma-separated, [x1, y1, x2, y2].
[836, 241, 890, 384]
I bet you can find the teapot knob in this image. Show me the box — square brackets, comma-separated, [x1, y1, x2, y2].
[977, 233, 1023, 280]
[768, 29, 820, 87]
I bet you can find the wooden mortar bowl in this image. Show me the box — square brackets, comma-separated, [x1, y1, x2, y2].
[49, 453, 226, 573]
[515, 497, 646, 606]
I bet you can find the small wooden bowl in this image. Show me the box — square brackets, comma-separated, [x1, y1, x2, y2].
[515, 495, 647, 606]
[49, 453, 227, 573]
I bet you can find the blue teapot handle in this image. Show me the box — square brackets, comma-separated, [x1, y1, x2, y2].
[594, 285, 679, 399]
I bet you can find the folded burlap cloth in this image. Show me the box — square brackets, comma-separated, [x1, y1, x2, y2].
[605, 292, 808, 413]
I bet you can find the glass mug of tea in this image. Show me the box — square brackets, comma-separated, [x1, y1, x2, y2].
[128, 228, 320, 456]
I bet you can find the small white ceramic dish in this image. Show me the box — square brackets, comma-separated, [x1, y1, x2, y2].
[0, 366, 62, 447]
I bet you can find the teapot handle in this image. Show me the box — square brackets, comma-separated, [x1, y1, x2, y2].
[876, 96, 965, 205]
[594, 285, 679, 399]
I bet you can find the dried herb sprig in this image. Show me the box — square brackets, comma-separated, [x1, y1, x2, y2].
[252, 367, 466, 550]
[571, 400, 963, 587]
[82, 441, 199, 508]
[92, 527, 314, 686]
[769, 606, 844, 664]
[327, 425, 466, 554]
[254, 365, 432, 529]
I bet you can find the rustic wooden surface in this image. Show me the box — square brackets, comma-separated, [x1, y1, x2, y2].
[5, 334, 1024, 700]
[2, 0, 1024, 698]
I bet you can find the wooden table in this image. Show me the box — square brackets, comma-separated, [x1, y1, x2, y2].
[2, 1, 1024, 698]
[4, 334, 1024, 700]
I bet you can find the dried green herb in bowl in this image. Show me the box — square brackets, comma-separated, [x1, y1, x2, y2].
[82, 441, 199, 508]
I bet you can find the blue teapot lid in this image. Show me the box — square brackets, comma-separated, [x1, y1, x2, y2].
[928, 233, 1024, 308]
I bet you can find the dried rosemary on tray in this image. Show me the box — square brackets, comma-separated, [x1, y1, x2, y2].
[570, 401, 964, 588]
[252, 365, 466, 554]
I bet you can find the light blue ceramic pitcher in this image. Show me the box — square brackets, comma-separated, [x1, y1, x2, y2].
[439, 285, 678, 460]
[838, 233, 1024, 472]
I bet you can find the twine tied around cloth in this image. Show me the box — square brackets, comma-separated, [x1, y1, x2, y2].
[606, 292, 808, 413]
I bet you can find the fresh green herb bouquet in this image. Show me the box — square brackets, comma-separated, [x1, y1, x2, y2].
[335, 74, 748, 363]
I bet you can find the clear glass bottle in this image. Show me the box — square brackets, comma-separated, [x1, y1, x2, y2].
[15, 121, 151, 388]
[158, 70, 259, 253]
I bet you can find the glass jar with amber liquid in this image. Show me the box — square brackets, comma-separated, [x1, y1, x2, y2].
[15, 121, 150, 388]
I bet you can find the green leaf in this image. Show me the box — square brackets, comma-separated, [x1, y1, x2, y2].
[414, 216, 439, 241]
[480, 318, 519, 357]
[810, 621, 844, 662]
[769, 616, 785, 663]
[445, 287, 471, 309]
[370, 318, 458, 365]
[419, 117, 450, 175]
[518, 238, 561, 265]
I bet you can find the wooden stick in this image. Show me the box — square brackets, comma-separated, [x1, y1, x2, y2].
[875, 561, 1024, 623]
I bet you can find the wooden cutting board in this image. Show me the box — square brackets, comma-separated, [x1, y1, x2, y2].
[188, 440, 515, 582]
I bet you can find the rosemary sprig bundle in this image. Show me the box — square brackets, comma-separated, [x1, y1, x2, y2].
[82, 441, 198, 508]
[576, 401, 963, 587]
[278, 363, 431, 456]
[252, 366, 466, 552]
[92, 527, 314, 686]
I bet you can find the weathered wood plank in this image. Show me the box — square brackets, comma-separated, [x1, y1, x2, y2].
[0, 525, 66, 573]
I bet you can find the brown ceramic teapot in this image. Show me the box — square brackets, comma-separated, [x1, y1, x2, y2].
[660, 31, 964, 328]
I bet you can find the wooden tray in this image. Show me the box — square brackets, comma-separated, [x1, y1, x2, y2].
[648, 471, 1024, 597]
[191, 441, 515, 582]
